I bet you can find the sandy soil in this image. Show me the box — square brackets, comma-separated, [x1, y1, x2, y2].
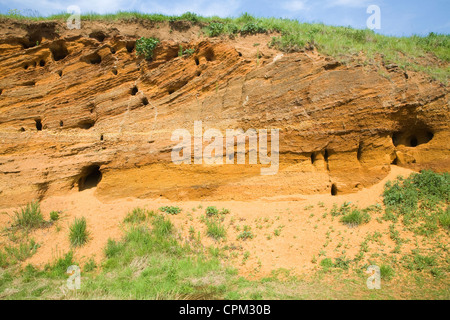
[0, 165, 416, 278]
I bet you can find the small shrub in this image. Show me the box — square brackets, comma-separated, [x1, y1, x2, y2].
[320, 258, 334, 269]
[205, 219, 226, 240]
[13, 201, 45, 229]
[135, 37, 159, 60]
[183, 48, 195, 56]
[206, 22, 225, 37]
[333, 256, 351, 270]
[330, 202, 352, 216]
[380, 264, 395, 280]
[240, 22, 267, 35]
[159, 206, 182, 215]
[83, 258, 97, 272]
[340, 209, 371, 226]
[69, 217, 89, 247]
[179, 12, 199, 23]
[237, 226, 254, 240]
[225, 23, 239, 34]
[407, 254, 437, 271]
[124, 207, 147, 223]
[4, 239, 39, 265]
[45, 251, 75, 278]
[206, 206, 219, 217]
[49, 210, 60, 221]
[22, 264, 40, 282]
[104, 238, 124, 258]
[0, 250, 7, 268]
[152, 215, 173, 237]
[439, 207, 450, 230]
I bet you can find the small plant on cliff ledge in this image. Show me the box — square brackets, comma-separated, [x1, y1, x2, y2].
[205, 22, 225, 37]
[69, 217, 90, 247]
[135, 37, 159, 60]
[239, 22, 267, 35]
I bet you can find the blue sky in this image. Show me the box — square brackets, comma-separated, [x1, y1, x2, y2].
[1, 0, 449, 36]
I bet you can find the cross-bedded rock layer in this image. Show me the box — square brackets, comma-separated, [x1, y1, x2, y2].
[0, 19, 448, 207]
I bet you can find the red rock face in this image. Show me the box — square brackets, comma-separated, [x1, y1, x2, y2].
[0, 20, 448, 207]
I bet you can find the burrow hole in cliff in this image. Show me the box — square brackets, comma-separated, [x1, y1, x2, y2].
[78, 165, 102, 191]
[50, 41, 69, 61]
[59, 120, 64, 127]
[204, 48, 215, 62]
[357, 143, 363, 161]
[20, 33, 42, 49]
[194, 57, 200, 65]
[112, 68, 118, 75]
[89, 31, 106, 42]
[57, 70, 63, 77]
[391, 155, 398, 165]
[35, 119, 42, 131]
[310, 152, 316, 164]
[84, 52, 102, 65]
[331, 184, 338, 196]
[392, 128, 434, 148]
[142, 97, 149, 105]
[79, 120, 95, 130]
[167, 81, 188, 95]
[0, 89, 2, 95]
[39, 60, 46, 67]
[126, 41, 135, 53]
[131, 86, 138, 95]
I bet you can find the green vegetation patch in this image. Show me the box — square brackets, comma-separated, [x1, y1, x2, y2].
[383, 170, 449, 236]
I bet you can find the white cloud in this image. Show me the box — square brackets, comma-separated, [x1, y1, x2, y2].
[282, 0, 307, 12]
[138, 0, 242, 17]
[0, 0, 133, 15]
[0, 0, 241, 17]
[324, 0, 373, 8]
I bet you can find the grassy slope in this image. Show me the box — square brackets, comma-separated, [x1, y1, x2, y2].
[1, 11, 449, 83]
[0, 171, 448, 300]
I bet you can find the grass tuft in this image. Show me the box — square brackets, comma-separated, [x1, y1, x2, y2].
[13, 201, 45, 229]
[69, 217, 89, 247]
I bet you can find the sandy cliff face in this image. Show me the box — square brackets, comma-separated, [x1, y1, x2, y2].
[0, 19, 448, 208]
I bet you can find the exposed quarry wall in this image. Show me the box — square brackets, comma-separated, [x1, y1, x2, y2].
[0, 19, 448, 208]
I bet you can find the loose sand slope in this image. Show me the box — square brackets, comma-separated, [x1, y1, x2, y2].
[1, 165, 421, 278]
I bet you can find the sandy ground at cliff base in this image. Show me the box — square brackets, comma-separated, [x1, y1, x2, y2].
[0, 166, 418, 278]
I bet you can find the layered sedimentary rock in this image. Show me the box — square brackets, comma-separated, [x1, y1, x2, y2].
[0, 19, 448, 208]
